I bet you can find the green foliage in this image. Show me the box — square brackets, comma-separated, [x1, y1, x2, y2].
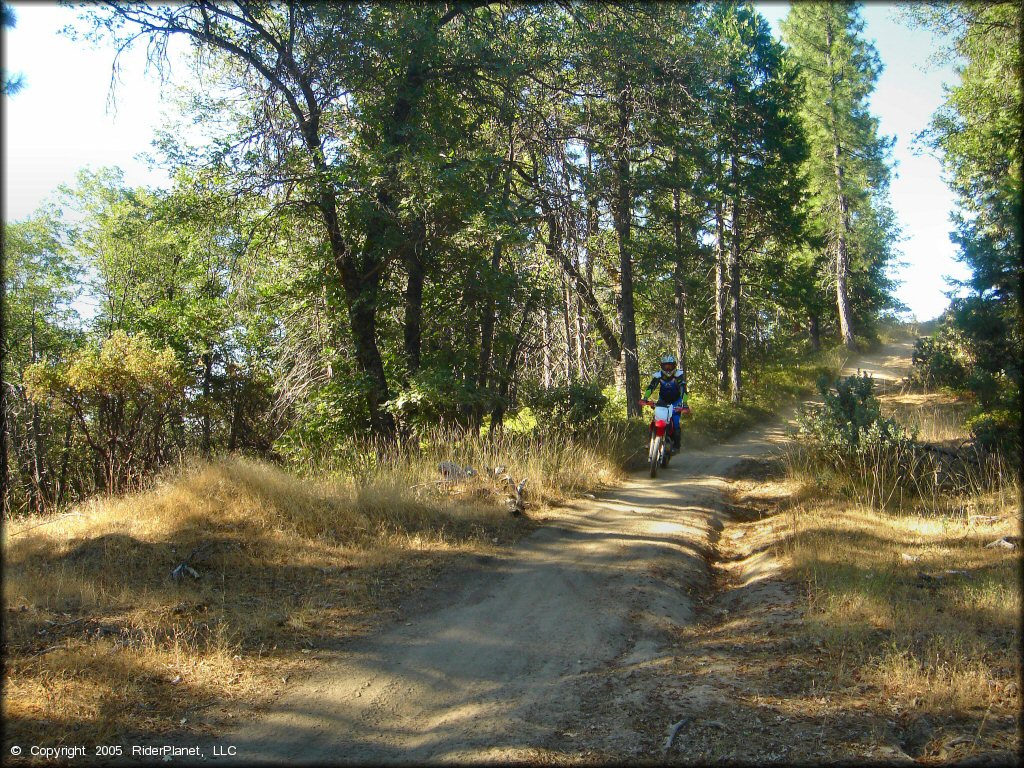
[797, 372, 916, 462]
[26, 331, 181, 407]
[529, 383, 608, 434]
[965, 409, 1020, 460]
[24, 331, 185, 493]
[907, 3, 1021, 416]
[273, 373, 374, 467]
[911, 331, 970, 389]
[385, 366, 489, 429]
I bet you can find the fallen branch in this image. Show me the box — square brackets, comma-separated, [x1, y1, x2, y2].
[661, 717, 691, 756]
[30, 644, 65, 657]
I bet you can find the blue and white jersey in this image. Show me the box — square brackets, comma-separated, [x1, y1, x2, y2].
[648, 369, 686, 404]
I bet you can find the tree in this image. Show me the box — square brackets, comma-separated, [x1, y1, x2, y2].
[25, 331, 184, 494]
[782, 1, 897, 349]
[2, 209, 82, 513]
[78, 2, 515, 437]
[905, 2, 1021, 437]
[708, 3, 808, 402]
[1, 3, 25, 96]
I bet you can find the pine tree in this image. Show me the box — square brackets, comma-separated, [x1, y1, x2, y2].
[782, 1, 896, 349]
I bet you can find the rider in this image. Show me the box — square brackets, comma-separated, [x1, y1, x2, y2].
[642, 354, 689, 450]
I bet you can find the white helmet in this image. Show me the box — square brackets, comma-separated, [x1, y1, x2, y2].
[660, 354, 677, 373]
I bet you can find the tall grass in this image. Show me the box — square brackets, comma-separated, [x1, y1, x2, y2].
[281, 422, 629, 503]
[788, 387, 1018, 516]
[777, 389, 1021, 728]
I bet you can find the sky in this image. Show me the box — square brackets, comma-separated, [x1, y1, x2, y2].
[3, 2, 971, 321]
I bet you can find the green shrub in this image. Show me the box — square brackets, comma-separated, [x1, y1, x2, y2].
[530, 382, 608, 434]
[966, 409, 1021, 460]
[793, 373, 922, 509]
[911, 332, 970, 389]
[385, 366, 488, 428]
[798, 372, 916, 459]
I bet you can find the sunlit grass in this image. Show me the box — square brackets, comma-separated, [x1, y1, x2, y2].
[1, 453, 540, 749]
[780, 390, 1021, 719]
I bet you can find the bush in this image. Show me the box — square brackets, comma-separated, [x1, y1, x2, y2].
[911, 332, 970, 390]
[966, 409, 1021, 460]
[24, 331, 185, 494]
[793, 373, 922, 509]
[385, 366, 488, 429]
[529, 382, 608, 434]
[797, 372, 916, 461]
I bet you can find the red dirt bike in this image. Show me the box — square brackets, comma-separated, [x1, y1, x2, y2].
[639, 400, 690, 478]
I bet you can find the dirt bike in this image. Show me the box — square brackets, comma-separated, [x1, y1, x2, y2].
[639, 399, 690, 478]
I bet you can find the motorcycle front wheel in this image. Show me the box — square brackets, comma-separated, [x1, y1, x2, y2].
[649, 435, 662, 478]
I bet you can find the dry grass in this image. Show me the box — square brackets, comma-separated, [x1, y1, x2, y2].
[292, 425, 629, 504]
[775, 391, 1021, 757]
[784, 502, 1020, 712]
[668, 409, 1020, 763]
[2, 452, 556, 753]
[880, 392, 974, 443]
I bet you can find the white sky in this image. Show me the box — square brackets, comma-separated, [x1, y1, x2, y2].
[3, 1, 971, 321]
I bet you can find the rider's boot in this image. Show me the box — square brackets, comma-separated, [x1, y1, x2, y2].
[672, 432, 681, 451]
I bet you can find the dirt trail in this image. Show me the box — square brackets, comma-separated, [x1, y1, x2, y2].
[194, 341, 914, 764]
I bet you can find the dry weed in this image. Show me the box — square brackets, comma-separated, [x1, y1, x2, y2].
[2, 454, 535, 753]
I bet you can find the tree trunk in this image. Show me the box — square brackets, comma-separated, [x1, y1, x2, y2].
[672, 175, 688, 381]
[615, 95, 641, 418]
[490, 293, 537, 432]
[808, 312, 821, 351]
[227, 373, 242, 452]
[403, 223, 426, 376]
[561, 273, 575, 383]
[714, 191, 729, 395]
[574, 292, 587, 382]
[833, 165, 856, 349]
[55, 418, 73, 507]
[544, 202, 622, 364]
[475, 236, 503, 389]
[28, 315, 49, 510]
[474, 138, 516, 431]
[542, 296, 553, 390]
[825, 17, 857, 350]
[729, 155, 742, 404]
[200, 349, 214, 455]
[335, 257, 394, 436]
[30, 403, 47, 511]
